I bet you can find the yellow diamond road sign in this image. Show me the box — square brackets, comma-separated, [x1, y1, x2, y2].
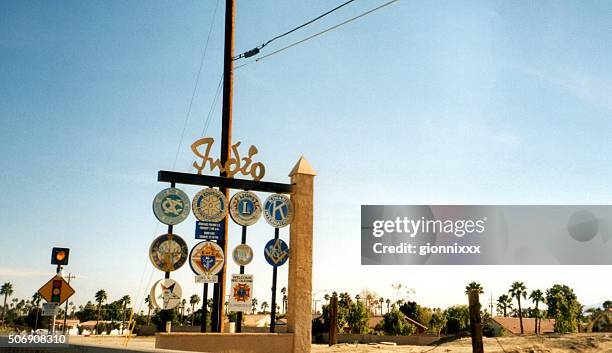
[38, 275, 75, 306]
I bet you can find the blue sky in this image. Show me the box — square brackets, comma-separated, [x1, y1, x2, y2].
[1, 0, 611, 312]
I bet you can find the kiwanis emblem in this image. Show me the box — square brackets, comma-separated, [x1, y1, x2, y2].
[189, 241, 225, 276]
[264, 238, 290, 267]
[263, 194, 293, 228]
[148, 234, 189, 272]
[233, 283, 250, 302]
[192, 188, 228, 223]
[153, 188, 190, 225]
[229, 191, 262, 226]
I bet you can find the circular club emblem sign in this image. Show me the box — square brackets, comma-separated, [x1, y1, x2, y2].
[149, 234, 188, 272]
[153, 188, 190, 225]
[263, 194, 294, 228]
[192, 188, 228, 222]
[232, 244, 253, 266]
[189, 241, 225, 275]
[264, 238, 289, 267]
[150, 278, 182, 310]
[229, 191, 262, 226]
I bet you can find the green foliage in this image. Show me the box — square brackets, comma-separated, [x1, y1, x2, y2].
[398, 301, 418, 319]
[346, 300, 370, 334]
[546, 284, 582, 333]
[429, 309, 446, 335]
[603, 300, 612, 310]
[444, 305, 470, 334]
[496, 294, 513, 317]
[465, 282, 484, 294]
[381, 309, 414, 336]
[152, 309, 179, 332]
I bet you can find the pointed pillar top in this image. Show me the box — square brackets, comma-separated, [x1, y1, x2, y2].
[289, 155, 316, 177]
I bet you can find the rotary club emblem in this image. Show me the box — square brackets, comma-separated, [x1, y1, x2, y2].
[192, 188, 228, 222]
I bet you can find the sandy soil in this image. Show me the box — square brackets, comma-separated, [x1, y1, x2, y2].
[311, 334, 612, 353]
[69, 333, 612, 353]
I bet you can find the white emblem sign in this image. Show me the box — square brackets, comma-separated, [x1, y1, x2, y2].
[229, 191, 262, 226]
[263, 194, 294, 228]
[232, 244, 254, 266]
[192, 188, 228, 222]
[150, 278, 182, 310]
[153, 188, 190, 225]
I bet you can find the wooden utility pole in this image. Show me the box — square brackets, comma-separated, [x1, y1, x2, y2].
[468, 291, 484, 353]
[212, 0, 235, 333]
[328, 295, 339, 346]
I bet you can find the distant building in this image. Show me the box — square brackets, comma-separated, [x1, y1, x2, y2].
[485, 317, 555, 335]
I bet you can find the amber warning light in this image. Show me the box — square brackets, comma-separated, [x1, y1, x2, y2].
[51, 247, 70, 266]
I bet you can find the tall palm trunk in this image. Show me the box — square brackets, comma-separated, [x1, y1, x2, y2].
[1, 294, 7, 323]
[534, 301, 539, 334]
[190, 304, 195, 325]
[33, 303, 40, 330]
[121, 303, 126, 335]
[96, 305, 101, 333]
[517, 297, 524, 334]
[146, 306, 151, 326]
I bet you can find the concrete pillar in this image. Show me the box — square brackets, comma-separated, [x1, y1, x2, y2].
[287, 156, 316, 353]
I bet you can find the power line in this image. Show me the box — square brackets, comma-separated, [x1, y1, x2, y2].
[254, 0, 400, 64]
[233, 0, 357, 60]
[172, 0, 220, 170]
[200, 74, 224, 137]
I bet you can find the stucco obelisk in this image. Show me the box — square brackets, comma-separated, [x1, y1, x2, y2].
[287, 156, 316, 353]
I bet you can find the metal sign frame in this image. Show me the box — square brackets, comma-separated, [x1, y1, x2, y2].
[157, 170, 292, 333]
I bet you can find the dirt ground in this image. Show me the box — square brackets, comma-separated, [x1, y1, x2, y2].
[69, 333, 612, 353]
[311, 334, 612, 353]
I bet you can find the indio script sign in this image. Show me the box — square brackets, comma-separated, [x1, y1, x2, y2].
[191, 137, 265, 181]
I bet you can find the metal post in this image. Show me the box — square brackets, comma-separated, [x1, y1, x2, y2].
[212, 0, 235, 333]
[62, 273, 75, 334]
[201, 284, 208, 332]
[235, 225, 247, 333]
[270, 228, 279, 333]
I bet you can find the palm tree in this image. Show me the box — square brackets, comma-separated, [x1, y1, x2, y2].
[251, 298, 258, 314]
[94, 289, 107, 333]
[385, 299, 391, 314]
[497, 294, 513, 317]
[120, 295, 131, 334]
[378, 297, 384, 316]
[189, 294, 200, 325]
[281, 287, 287, 313]
[529, 289, 545, 334]
[509, 282, 527, 334]
[324, 294, 330, 303]
[1, 282, 14, 324]
[144, 296, 153, 326]
[180, 299, 186, 325]
[261, 301, 269, 314]
[32, 292, 42, 330]
[465, 281, 484, 294]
